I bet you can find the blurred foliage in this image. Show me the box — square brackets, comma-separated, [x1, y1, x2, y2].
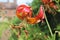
[0, 22, 10, 38]
[0, 0, 59, 40]
[9, 0, 60, 40]
[47, 34, 56, 40]
[11, 16, 22, 25]
[9, 16, 47, 40]
[30, 0, 42, 15]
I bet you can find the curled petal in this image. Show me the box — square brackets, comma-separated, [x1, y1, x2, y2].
[36, 5, 44, 20]
[27, 17, 37, 24]
[27, 17, 41, 24]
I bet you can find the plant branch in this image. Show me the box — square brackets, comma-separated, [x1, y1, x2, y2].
[43, 6, 53, 37]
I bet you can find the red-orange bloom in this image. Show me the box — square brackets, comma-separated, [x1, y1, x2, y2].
[16, 4, 32, 20]
[49, 2, 58, 10]
[16, 5, 44, 24]
[42, 0, 50, 4]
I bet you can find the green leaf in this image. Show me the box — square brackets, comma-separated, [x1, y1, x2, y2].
[47, 34, 56, 40]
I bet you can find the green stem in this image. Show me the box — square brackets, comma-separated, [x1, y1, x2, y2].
[43, 6, 53, 37]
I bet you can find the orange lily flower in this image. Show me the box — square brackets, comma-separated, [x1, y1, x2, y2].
[16, 5, 44, 24]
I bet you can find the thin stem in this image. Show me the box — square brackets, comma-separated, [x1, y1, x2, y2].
[43, 6, 53, 37]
